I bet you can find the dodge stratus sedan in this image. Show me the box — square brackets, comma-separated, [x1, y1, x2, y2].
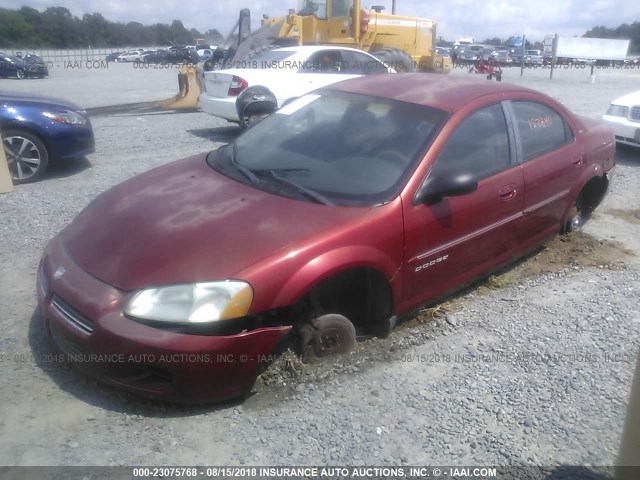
[38, 74, 615, 403]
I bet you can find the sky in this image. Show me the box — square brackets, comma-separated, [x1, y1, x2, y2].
[2, 0, 639, 43]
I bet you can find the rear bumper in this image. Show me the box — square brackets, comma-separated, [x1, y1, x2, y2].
[198, 93, 239, 122]
[37, 238, 291, 403]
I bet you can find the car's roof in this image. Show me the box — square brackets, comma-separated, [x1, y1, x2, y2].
[611, 91, 640, 106]
[327, 73, 542, 113]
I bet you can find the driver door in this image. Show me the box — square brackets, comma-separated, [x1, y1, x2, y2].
[401, 102, 525, 307]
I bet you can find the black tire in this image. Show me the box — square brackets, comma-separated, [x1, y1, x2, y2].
[235, 86, 277, 130]
[371, 47, 415, 73]
[16, 69, 25, 79]
[2, 128, 49, 184]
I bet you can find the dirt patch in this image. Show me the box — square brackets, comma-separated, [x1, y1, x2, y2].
[477, 231, 634, 294]
[256, 232, 633, 392]
[606, 208, 640, 225]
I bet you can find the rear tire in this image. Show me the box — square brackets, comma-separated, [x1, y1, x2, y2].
[16, 69, 25, 79]
[236, 86, 278, 130]
[371, 48, 415, 72]
[2, 128, 49, 184]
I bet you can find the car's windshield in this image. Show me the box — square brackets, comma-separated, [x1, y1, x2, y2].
[208, 91, 445, 207]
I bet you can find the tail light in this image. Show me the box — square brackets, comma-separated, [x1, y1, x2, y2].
[228, 76, 248, 96]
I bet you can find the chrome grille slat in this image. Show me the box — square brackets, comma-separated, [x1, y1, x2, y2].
[51, 295, 94, 335]
[630, 106, 640, 121]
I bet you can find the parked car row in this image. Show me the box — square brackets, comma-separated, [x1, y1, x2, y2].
[106, 46, 204, 64]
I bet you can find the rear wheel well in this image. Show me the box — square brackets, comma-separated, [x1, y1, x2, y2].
[563, 175, 609, 233]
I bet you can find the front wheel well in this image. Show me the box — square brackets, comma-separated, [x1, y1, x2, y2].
[294, 267, 393, 334]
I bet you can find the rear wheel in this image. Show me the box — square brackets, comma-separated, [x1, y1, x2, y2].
[2, 129, 49, 184]
[16, 69, 25, 79]
[372, 48, 415, 72]
[236, 86, 278, 130]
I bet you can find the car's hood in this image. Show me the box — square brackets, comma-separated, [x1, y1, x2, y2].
[0, 91, 82, 110]
[60, 153, 365, 291]
[611, 91, 640, 107]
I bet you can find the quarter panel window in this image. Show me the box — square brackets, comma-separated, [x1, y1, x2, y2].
[511, 101, 572, 161]
[430, 103, 511, 180]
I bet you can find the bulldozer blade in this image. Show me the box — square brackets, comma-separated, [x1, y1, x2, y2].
[231, 21, 286, 63]
[86, 65, 202, 117]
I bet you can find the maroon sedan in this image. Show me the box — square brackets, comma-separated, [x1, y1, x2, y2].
[37, 74, 615, 403]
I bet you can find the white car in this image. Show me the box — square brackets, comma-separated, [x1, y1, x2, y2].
[603, 91, 640, 148]
[116, 51, 145, 63]
[198, 46, 392, 126]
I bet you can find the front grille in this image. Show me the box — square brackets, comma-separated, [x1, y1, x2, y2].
[51, 295, 94, 335]
[50, 320, 86, 356]
[630, 106, 640, 122]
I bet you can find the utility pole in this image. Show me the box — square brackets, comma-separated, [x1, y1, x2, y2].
[392, 0, 396, 14]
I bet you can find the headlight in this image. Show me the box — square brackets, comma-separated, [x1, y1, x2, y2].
[43, 110, 87, 125]
[606, 104, 629, 118]
[125, 281, 253, 324]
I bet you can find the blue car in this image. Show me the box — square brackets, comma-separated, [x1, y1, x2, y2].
[1, 92, 95, 184]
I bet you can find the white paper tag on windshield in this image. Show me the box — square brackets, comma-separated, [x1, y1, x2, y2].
[276, 94, 321, 115]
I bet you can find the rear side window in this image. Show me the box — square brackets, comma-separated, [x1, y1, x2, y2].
[511, 101, 573, 161]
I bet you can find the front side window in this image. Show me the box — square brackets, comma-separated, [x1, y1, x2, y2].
[298, 50, 343, 73]
[511, 101, 572, 161]
[429, 103, 511, 180]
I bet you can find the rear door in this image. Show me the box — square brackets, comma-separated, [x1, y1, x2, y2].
[507, 100, 578, 245]
[402, 102, 525, 307]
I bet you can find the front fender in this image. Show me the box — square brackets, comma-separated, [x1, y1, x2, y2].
[272, 245, 402, 308]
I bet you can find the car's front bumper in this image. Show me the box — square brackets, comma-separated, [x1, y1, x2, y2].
[602, 114, 640, 148]
[37, 238, 291, 403]
[46, 123, 95, 160]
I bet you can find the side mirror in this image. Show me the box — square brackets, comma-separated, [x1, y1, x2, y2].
[414, 171, 478, 205]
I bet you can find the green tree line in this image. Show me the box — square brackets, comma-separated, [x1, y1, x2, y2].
[0, 6, 224, 48]
[584, 21, 640, 53]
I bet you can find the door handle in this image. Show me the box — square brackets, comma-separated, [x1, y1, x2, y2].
[573, 156, 585, 166]
[499, 184, 517, 200]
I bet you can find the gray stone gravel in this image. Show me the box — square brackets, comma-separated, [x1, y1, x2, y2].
[0, 66, 640, 468]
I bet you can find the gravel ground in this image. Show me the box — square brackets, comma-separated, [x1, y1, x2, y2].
[1, 65, 640, 470]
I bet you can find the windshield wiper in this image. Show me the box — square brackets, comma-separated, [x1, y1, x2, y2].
[226, 143, 258, 185]
[258, 169, 333, 206]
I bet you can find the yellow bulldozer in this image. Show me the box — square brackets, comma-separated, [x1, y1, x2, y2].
[166, 0, 450, 110]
